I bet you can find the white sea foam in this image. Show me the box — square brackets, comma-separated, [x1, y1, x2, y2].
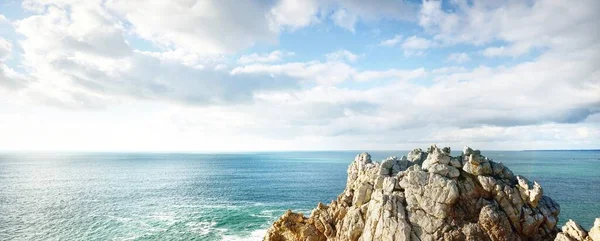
[105, 215, 132, 223]
[259, 209, 281, 214]
[191, 204, 242, 209]
[250, 213, 272, 218]
[186, 221, 217, 235]
[220, 229, 267, 241]
[148, 212, 177, 223]
[249, 209, 282, 218]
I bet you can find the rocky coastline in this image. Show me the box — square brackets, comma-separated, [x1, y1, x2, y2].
[263, 145, 600, 241]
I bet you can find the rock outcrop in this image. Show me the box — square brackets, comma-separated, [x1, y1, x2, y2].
[264, 145, 598, 241]
[554, 219, 600, 241]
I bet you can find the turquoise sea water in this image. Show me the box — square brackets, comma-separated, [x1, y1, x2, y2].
[0, 150, 598, 240]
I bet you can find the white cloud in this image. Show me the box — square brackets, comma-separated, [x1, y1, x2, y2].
[268, 0, 321, 30]
[0, 14, 8, 23]
[446, 52, 470, 63]
[15, 3, 131, 62]
[482, 44, 532, 57]
[269, 0, 418, 32]
[232, 58, 423, 85]
[419, 0, 600, 56]
[238, 50, 295, 64]
[231, 60, 356, 85]
[331, 0, 418, 28]
[330, 8, 358, 33]
[105, 0, 277, 54]
[354, 68, 425, 82]
[401, 35, 435, 56]
[0, 15, 31, 90]
[0, 64, 32, 90]
[137, 48, 225, 69]
[402, 36, 433, 50]
[379, 34, 403, 46]
[214, 64, 228, 71]
[326, 49, 359, 63]
[0, 38, 12, 60]
[8, 1, 308, 108]
[431, 66, 467, 75]
[228, 44, 600, 147]
[197, 49, 600, 149]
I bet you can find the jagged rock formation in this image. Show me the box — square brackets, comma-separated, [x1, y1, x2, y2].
[555, 219, 600, 241]
[264, 145, 598, 241]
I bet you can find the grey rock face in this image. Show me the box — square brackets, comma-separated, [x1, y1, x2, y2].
[462, 153, 493, 176]
[264, 145, 594, 241]
[406, 148, 427, 165]
[379, 156, 410, 177]
[428, 163, 460, 178]
[516, 176, 543, 208]
[478, 204, 521, 241]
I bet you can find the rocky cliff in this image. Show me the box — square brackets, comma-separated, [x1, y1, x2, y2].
[263, 145, 600, 241]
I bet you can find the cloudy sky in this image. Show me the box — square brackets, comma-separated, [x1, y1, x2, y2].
[0, 0, 598, 151]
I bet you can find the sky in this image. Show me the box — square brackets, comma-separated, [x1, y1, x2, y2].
[0, 0, 598, 152]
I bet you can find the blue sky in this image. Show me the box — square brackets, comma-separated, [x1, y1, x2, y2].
[0, 0, 598, 151]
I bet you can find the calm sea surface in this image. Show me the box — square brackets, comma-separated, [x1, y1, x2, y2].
[1, 150, 599, 240]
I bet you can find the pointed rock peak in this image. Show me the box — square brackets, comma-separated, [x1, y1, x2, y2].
[463, 145, 474, 155]
[442, 146, 451, 155]
[355, 152, 371, 164]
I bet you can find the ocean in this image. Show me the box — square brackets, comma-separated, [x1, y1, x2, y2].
[0, 150, 598, 240]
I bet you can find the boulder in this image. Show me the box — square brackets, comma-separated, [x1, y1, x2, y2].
[379, 156, 410, 176]
[555, 220, 588, 241]
[407, 148, 427, 165]
[478, 204, 521, 241]
[428, 163, 460, 178]
[462, 154, 493, 176]
[477, 175, 497, 193]
[422, 145, 451, 170]
[517, 176, 543, 208]
[264, 210, 326, 241]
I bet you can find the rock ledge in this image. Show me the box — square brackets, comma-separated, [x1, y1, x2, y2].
[264, 145, 599, 241]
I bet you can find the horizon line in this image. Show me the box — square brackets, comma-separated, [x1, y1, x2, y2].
[1, 149, 599, 154]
